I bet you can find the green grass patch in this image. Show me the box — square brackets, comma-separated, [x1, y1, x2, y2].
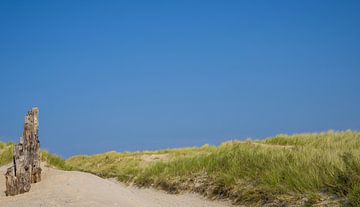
[41, 150, 72, 170]
[3, 131, 360, 205]
[0, 141, 71, 171]
[66, 130, 360, 206]
[0, 142, 14, 166]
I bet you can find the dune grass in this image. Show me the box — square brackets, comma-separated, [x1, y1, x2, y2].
[0, 142, 71, 171]
[41, 150, 73, 170]
[66, 146, 214, 182]
[0, 142, 14, 166]
[2, 131, 360, 206]
[66, 131, 360, 206]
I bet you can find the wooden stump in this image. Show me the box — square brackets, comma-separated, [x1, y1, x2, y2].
[4, 107, 42, 196]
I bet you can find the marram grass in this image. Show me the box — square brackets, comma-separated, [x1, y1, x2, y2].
[2, 131, 360, 206]
[0, 142, 14, 166]
[66, 131, 360, 206]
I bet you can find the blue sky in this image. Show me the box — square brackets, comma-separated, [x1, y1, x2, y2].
[0, 1, 359, 157]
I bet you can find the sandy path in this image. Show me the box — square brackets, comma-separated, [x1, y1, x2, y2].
[0, 165, 232, 207]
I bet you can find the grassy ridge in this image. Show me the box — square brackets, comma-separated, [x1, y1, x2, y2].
[0, 142, 70, 170]
[66, 131, 360, 206]
[66, 147, 213, 182]
[2, 131, 360, 206]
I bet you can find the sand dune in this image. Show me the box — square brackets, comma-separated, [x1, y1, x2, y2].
[0, 165, 232, 207]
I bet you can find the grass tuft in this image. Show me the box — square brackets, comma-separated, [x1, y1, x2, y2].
[41, 150, 72, 170]
[0, 142, 14, 166]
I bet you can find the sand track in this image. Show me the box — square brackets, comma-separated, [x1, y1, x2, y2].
[0, 165, 232, 207]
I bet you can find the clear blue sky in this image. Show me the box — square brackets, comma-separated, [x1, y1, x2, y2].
[0, 1, 359, 157]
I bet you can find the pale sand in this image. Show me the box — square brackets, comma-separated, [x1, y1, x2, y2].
[0, 165, 232, 207]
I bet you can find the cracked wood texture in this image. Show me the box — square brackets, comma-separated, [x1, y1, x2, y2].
[5, 107, 42, 196]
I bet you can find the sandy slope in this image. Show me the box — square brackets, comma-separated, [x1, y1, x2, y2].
[0, 165, 232, 207]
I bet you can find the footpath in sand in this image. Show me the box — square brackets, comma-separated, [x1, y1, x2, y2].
[0, 165, 232, 207]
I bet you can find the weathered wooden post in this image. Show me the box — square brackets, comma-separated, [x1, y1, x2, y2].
[4, 107, 42, 196]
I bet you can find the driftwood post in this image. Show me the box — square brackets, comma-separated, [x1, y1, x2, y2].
[5, 107, 42, 196]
